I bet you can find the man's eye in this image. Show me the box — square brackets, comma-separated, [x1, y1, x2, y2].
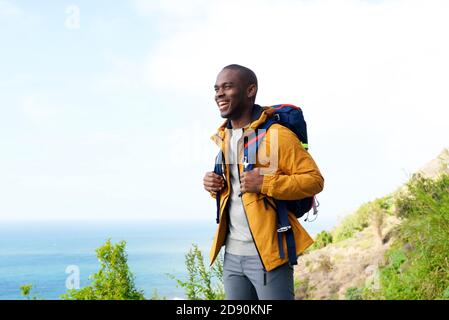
[224, 85, 232, 89]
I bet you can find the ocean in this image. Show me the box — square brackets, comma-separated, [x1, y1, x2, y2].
[0, 219, 319, 300]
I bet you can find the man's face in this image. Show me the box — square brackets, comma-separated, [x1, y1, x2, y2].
[214, 68, 248, 119]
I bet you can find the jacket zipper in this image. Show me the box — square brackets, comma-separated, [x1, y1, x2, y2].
[236, 138, 267, 274]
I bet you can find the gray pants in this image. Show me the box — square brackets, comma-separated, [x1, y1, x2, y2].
[223, 252, 295, 300]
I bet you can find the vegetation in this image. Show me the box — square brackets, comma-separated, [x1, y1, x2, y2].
[20, 284, 42, 300]
[345, 286, 364, 300]
[310, 230, 333, 250]
[20, 240, 222, 300]
[61, 239, 146, 300]
[331, 196, 393, 243]
[344, 173, 449, 300]
[377, 173, 449, 299]
[169, 244, 224, 300]
[18, 158, 447, 301]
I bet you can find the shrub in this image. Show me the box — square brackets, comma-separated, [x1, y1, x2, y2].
[395, 173, 449, 219]
[20, 284, 42, 300]
[310, 231, 333, 250]
[379, 174, 449, 299]
[331, 196, 392, 243]
[169, 244, 224, 300]
[345, 287, 363, 300]
[61, 239, 145, 300]
[374, 195, 394, 213]
[442, 287, 449, 299]
[332, 203, 372, 242]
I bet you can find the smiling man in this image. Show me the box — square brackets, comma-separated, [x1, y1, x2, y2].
[203, 64, 324, 300]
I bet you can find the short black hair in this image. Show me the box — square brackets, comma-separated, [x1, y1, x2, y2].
[222, 64, 258, 88]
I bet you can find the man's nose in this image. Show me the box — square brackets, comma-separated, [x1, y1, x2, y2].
[215, 88, 225, 98]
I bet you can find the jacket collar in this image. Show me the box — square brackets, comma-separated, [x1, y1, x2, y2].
[225, 104, 264, 129]
[211, 104, 276, 145]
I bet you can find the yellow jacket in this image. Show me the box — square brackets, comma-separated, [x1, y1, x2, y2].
[209, 105, 324, 272]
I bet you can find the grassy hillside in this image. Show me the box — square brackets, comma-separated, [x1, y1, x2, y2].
[294, 149, 449, 300]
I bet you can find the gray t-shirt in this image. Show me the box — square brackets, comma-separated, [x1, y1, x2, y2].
[225, 127, 259, 256]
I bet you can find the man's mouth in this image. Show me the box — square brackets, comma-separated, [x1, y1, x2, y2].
[217, 101, 230, 110]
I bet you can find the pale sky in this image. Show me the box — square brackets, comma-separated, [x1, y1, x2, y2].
[0, 0, 448, 232]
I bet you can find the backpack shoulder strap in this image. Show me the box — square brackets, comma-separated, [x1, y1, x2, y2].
[213, 151, 224, 224]
[243, 116, 277, 172]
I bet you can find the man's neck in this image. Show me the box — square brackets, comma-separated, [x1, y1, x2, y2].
[230, 105, 253, 129]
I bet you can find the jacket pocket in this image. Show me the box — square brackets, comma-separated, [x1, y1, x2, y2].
[242, 192, 264, 206]
[244, 194, 279, 219]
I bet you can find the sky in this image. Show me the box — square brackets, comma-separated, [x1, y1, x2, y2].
[0, 0, 448, 232]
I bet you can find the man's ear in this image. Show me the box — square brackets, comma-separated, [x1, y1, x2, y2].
[247, 84, 257, 99]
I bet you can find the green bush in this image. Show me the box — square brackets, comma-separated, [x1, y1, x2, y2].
[310, 231, 333, 250]
[345, 287, 364, 300]
[442, 286, 449, 299]
[375, 195, 394, 213]
[20, 284, 33, 300]
[331, 196, 392, 243]
[331, 203, 371, 242]
[395, 173, 449, 219]
[169, 244, 224, 300]
[20, 284, 43, 300]
[61, 239, 145, 300]
[379, 174, 449, 300]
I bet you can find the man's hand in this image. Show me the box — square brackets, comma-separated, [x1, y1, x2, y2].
[203, 172, 226, 195]
[240, 168, 263, 194]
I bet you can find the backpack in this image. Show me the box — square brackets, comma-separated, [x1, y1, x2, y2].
[213, 104, 319, 265]
[257, 104, 319, 220]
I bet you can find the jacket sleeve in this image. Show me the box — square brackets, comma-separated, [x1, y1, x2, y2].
[260, 125, 324, 200]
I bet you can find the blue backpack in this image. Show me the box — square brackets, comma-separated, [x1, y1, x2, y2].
[213, 104, 319, 265]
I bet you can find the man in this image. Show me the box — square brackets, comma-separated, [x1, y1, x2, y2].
[203, 64, 324, 300]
